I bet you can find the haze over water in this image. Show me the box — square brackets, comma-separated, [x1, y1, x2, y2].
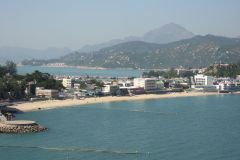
[17, 66, 143, 78]
[0, 94, 240, 160]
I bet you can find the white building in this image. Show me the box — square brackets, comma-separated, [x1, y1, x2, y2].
[62, 78, 73, 88]
[134, 78, 157, 91]
[156, 80, 164, 89]
[102, 85, 119, 95]
[194, 74, 215, 86]
[218, 82, 240, 92]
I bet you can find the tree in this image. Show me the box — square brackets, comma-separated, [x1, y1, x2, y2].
[0, 64, 64, 100]
[24, 70, 64, 90]
[0, 65, 7, 77]
[142, 69, 178, 79]
[79, 81, 87, 89]
[5, 61, 17, 76]
[0, 79, 8, 99]
[6, 79, 26, 99]
[204, 62, 240, 78]
[95, 81, 105, 88]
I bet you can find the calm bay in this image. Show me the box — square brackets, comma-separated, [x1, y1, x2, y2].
[0, 94, 240, 160]
[17, 66, 143, 77]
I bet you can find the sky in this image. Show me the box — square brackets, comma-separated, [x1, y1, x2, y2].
[0, 0, 240, 50]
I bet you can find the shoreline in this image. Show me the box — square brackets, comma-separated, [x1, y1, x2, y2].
[43, 65, 107, 70]
[18, 64, 150, 71]
[10, 92, 236, 112]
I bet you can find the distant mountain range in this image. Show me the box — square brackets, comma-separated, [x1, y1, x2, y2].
[1, 23, 193, 64]
[0, 47, 72, 64]
[79, 23, 195, 52]
[40, 35, 240, 69]
[8, 22, 240, 69]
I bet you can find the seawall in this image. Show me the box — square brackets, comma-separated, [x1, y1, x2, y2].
[0, 121, 47, 133]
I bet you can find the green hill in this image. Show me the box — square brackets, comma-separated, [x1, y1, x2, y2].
[58, 35, 240, 69]
[23, 35, 240, 69]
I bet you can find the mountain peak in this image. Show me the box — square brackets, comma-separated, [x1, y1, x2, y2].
[143, 23, 194, 44]
[79, 23, 195, 52]
[161, 23, 186, 29]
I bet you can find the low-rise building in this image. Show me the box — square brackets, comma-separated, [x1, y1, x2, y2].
[118, 80, 133, 87]
[218, 82, 240, 92]
[73, 83, 80, 90]
[156, 80, 164, 90]
[119, 86, 144, 95]
[134, 78, 157, 91]
[102, 85, 119, 95]
[36, 88, 59, 99]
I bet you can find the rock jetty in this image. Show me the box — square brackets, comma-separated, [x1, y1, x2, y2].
[0, 120, 47, 133]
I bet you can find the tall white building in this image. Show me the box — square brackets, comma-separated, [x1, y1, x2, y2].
[194, 74, 215, 86]
[134, 78, 157, 91]
[62, 78, 73, 88]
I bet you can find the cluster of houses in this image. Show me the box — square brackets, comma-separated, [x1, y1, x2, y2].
[61, 77, 161, 98]
[192, 74, 240, 92]
[25, 72, 240, 100]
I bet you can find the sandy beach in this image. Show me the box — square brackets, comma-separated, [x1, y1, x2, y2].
[10, 92, 229, 112]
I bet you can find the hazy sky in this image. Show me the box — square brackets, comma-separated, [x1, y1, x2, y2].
[0, 0, 239, 49]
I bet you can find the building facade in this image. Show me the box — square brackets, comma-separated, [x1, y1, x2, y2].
[134, 78, 157, 91]
[194, 74, 215, 86]
[102, 85, 119, 95]
[36, 88, 59, 99]
[62, 78, 73, 88]
[218, 82, 240, 92]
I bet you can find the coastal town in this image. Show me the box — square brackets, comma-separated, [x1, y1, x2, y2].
[27, 64, 240, 101]
[1, 62, 240, 133]
[3, 62, 240, 133]
[1, 1, 240, 159]
[1, 62, 240, 109]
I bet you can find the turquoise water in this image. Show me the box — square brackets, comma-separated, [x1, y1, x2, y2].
[1, 94, 240, 160]
[17, 66, 143, 77]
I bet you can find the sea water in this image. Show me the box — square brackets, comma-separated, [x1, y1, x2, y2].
[17, 66, 143, 77]
[0, 94, 240, 160]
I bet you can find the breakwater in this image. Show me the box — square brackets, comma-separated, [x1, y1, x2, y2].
[0, 120, 47, 133]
